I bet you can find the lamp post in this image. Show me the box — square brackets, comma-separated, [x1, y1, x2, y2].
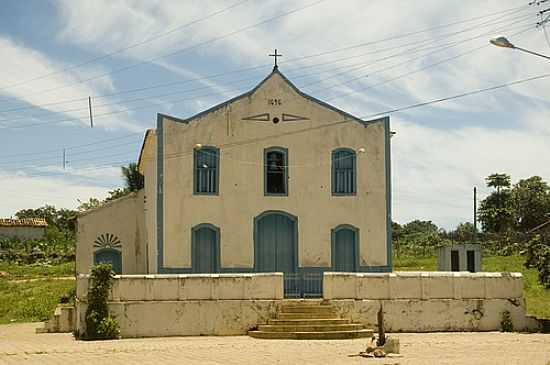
[490, 36, 550, 60]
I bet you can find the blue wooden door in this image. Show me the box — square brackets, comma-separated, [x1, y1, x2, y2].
[94, 249, 122, 274]
[256, 213, 296, 274]
[333, 228, 357, 272]
[192, 226, 219, 273]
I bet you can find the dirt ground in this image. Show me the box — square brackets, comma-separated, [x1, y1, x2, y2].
[0, 323, 549, 365]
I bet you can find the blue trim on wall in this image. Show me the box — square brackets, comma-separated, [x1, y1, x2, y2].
[156, 114, 164, 272]
[94, 248, 122, 274]
[384, 116, 393, 271]
[254, 210, 299, 272]
[331, 148, 357, 196]
[191, 223, 221, 273]
[331, 224, 360, 271]
[264, 147, 289, 196]
[193, 146, 220, 195]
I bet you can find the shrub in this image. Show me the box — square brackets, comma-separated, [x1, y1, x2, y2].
[500, 310, 513, 332]
[83, 263, 119, 340]
[523, 235, 550, 289]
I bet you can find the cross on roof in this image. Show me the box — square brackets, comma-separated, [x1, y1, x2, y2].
[269, 49, 282, 68]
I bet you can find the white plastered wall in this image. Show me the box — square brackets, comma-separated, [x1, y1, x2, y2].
[160, 71, 388, 270]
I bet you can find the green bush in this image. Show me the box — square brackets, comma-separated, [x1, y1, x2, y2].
[97, 316, 120, 339]
[500, 310, 513, 332]
[83, 263, 119, 340]
[524, 235, 550, 289]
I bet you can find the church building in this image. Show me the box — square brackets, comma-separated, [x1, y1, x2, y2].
[76, 64, 392, 298]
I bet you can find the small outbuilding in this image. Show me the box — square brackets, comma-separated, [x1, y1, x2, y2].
[0, 218, 48, 241]
[437, 243, 482, 272]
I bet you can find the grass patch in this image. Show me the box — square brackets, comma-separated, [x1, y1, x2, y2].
[0, 277, 74, 324]
[394, 254, 550, 319]
[0, 261, 74, 280]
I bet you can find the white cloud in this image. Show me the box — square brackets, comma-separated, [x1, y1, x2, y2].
[0, 36, 141, 131]
[4, 0, 548, 229]
[0, 172, 114, 216]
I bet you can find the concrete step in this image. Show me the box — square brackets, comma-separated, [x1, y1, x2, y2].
[277, 312, 341, 320]
[268, 318, 351, 326]
[280, 306, 336, 314]
[248, 329, 374, 340]
[258, 323, 364, 332]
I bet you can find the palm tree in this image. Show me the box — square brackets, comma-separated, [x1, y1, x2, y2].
[121, 163, 144, 191]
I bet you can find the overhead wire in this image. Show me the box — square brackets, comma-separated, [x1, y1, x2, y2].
[1, 11, 536, 130]
[0, 3, 531, 114]
[0, 0, 251, 95]
[0, 0, 329, 105]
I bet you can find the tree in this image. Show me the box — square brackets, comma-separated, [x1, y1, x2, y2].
[77, 198, 101, 212]
[121, 163, 144, 191]
[511, 176, 550, 232]
[449, 222, 477, 243]
[478, 173, 515, 233]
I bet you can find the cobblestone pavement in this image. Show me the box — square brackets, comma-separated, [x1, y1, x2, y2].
[1, 323, 549, 365]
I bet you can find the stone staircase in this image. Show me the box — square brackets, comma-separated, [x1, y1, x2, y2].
[248, 300, 373, 340]
[36, 305, 75, 334]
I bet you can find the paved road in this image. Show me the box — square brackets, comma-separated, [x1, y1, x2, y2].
[1, 323, 549, 364]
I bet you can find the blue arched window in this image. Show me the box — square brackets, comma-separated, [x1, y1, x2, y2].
[191, 224, 220, 273]
[94, 248, 122, 274]
[264, 147, 288, 196]
[194, 146, 219, 195]
[332, 148, 356, 195]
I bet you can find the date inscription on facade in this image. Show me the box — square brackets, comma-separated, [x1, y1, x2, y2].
[267, 98, 282, 106]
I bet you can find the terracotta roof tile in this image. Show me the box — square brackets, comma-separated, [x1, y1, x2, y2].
[0, 218, 48, 227]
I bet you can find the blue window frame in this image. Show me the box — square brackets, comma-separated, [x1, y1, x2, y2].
[264, 147, 288, 196]
[194, 146, 219, 195]
[332, 148, 356, 195]
[94, 248, 122, 274]
[191, 223, 220, 273]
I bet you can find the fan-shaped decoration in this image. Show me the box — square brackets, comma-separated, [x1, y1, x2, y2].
[94, 233, 121, 249]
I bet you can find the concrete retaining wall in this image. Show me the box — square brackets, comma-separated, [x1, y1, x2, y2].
[75, 272, 540, 338]
[323, 272, 524, 300]
[75, 273, 283, 337]
[324, 272, 539, 332]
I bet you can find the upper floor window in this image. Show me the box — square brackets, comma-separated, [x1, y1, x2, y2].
[264, 147, 288, 196]
[332, 148, 356, 195]
[194, 146, 219, 195]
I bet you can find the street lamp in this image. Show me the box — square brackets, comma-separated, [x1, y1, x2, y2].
[490, 36, 550, 60]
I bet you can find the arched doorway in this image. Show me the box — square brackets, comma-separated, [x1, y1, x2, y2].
[192, 224, 220, 273]
[331, 225, 359, 272]
[94, 248, 122, 274]
[254, 211, 298, 296]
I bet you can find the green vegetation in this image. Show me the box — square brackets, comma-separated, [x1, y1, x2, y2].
[82, 264, 120, 340]
[0, 261, 74, 279]
[0, 262, 75, 324]
[394, 254, 550, 319]
[0, 277, 74, 324]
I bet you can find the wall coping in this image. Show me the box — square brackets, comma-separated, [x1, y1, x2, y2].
[77, 272, 284, 279]
[324, 271, 523, 278]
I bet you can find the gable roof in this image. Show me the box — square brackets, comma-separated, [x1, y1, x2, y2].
[160, 66, 370, 126]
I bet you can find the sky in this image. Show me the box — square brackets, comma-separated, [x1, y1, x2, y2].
[0, 0, 549, 229]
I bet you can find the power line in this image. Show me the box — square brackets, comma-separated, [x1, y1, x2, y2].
[0, 0, 251, 94]
[0, 0, 328, 105]
[1, 14, 535, 130]
[320, 23, 536, 102]
[5, 69, 550, 181]
[0, 2, 530, 113]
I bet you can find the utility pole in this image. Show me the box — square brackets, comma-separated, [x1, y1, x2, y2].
[62, 148, 66, 169]
[473, 186, 478, 243]
[88, 96, 94, 128]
